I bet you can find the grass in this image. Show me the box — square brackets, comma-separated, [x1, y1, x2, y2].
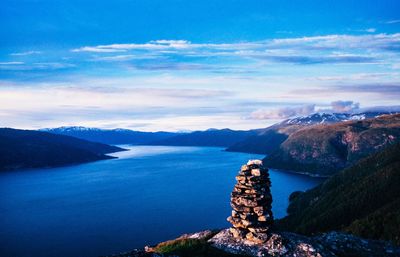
[152, 231, 249, 257]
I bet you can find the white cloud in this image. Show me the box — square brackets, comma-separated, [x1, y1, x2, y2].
[0, 80, 269, 131]
[348, 28, 377, 33]
[310, 72, 400, 82]
[149, 40, 191, 48]
[0, 61, 24, 65]
[10, 51, 42, 56]
[0, 62, 74, 70]
[360, 105, 400, 113]
[71, 46, 126, 53]
[250, 100, 364, 120]
[90, 54, 160, 61]
[72, 33, 400, 54]
[250, 104, 316, 120]
[329, 100, 360, 113]
[270, 33, 400, 51]
[365, 28, 377, 33]
[71, 40, 193, 53]
[1, 72, 399, 130]
[68, 33, 400, 67]
[3, 33, 400, 130]
[385, 20, 400, 24]
[250, 100, 370, 120]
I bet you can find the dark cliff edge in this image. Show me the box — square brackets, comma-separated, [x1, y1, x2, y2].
[0, 128, 126, 171]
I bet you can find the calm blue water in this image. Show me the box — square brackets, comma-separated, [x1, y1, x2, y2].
[0, 146, 323, 257]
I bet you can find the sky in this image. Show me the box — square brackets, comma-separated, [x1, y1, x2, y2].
[1, 0, 400, 131]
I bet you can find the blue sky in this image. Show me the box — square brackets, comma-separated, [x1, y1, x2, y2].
[1, 0, 400, 131]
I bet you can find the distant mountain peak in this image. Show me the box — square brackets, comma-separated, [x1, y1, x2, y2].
[39, 126, 180, 145]
[227, 111, 400, 156]
[41, 126, 102, 132]
[280, 111, 398, 126]
[281, 113, 346, 125]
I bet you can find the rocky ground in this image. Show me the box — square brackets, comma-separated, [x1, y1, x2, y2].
[105, 229, 400, 257]
[210, 229, 400, 257]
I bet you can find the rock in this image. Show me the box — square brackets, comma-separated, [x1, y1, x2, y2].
[208, 229, 400, 257]
[102, 249, 167, 257]
[253, 206, 266, 215]
[251, 168, 262, 176]
[231, 203, 252, 213]
[248, 227, 270, 234]
[227, 160, 273, 244]
[257, 215, 271, 222]
[209, 228, 335, 257]
[107, 229, 400, 257]
[314, 231, 400, 257]
[230, 227, 246, 238]
[186, 230, 214, 240]
[246, 232, 271, 245]
[247, 159, 263, 166]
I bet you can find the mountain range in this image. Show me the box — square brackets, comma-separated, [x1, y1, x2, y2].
[41, 111, 400, 177]
[40, 126, 177, 145]
[0, 128, 125, 171]
[42, 112, 392, 151]
[263, 113, 400, 176]
[226, 112, 396, 154]
[148, 128, 259, 147]
[41, 126, 262, 147]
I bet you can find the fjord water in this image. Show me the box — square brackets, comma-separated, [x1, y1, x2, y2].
[0, 146, 323, 257]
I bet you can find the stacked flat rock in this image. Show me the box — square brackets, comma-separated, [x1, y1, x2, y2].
[227, 160, 273, 244]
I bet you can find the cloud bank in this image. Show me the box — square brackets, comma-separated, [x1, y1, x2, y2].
[330, 100, 360, 113]
[66, 33, 400, 67]
[1, 33, 400, 130]
[250, 104, 316, 119]
[250, 100, 363, 120]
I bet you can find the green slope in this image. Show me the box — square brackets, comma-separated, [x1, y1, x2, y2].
[277, 142, 400, 245]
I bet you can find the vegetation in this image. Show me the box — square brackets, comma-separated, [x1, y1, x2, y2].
[277, 142, 400, 245]
[226, 129, 288, 154]
[0, 128, 125, 171]
[152, 231, 248, 257]
[150, 129, 258, 147]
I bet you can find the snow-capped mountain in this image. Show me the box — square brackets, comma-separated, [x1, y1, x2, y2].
[281, 112, 396, 126]
[226, 111, 399, 155]
[40, 127, 177, 145]
[40, 126, 103, 133]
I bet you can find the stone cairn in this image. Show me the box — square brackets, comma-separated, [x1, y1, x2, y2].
[227, 160, 273, 244]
